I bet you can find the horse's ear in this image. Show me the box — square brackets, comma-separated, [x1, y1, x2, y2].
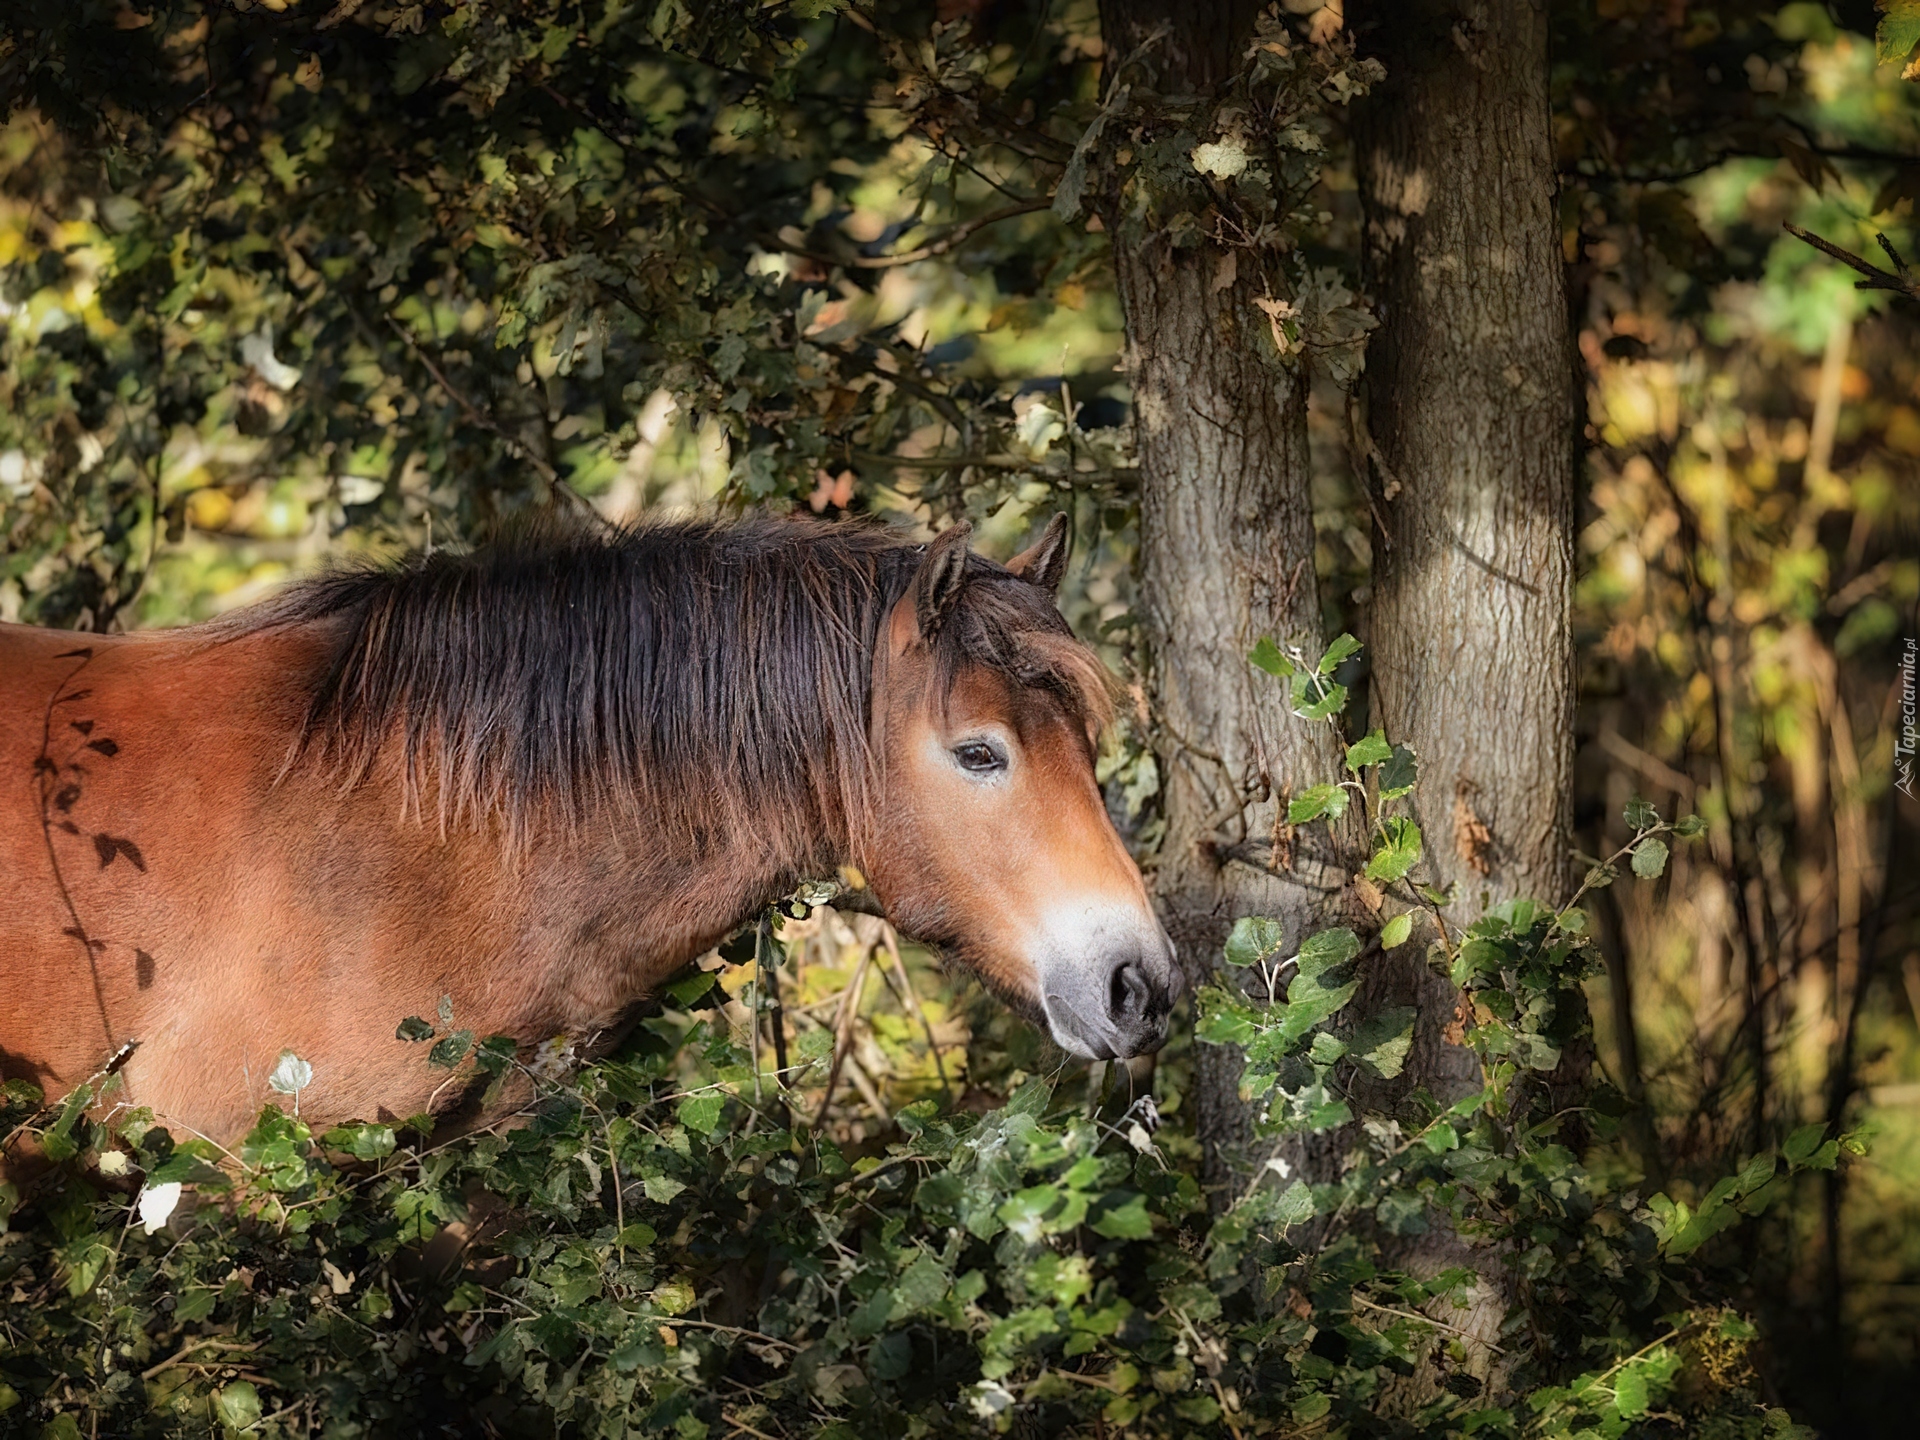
[914, 521, 973, 640]
[1006, 512, 1069, 595]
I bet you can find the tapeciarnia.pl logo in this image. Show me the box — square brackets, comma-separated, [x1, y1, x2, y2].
[1899, 636, 1917, 801]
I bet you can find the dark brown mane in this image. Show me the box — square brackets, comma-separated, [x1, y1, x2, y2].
[236, 515, 1111, 863]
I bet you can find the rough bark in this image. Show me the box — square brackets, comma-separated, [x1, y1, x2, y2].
[1350, 0, 1578, 1390]
[1096, 0, 1354, 1201]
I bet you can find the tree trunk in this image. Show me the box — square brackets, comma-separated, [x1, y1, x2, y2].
[1350, 0, 1578, 1391]
[1096, 0, 1355, 1200]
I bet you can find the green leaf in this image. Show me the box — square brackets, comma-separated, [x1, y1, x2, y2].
[1380, 913, 1413, 949]
[1583, 862, 1618, 890]
[1631, 838, 1669, 879]
[1348, 1006, 1418, 1080]
[677, 1093, 725, 1136]
[46, 1084, 92, 1145]
[664, 969, 717, 1006]
[1270, 1179, 1316, 1227]
[652, 1278, 698, 1316]
[1346, 729, 1392, 771]
[1196, 992, 1259, 1045]
[428, 1030, 474, 1069]
[215, 1381, 262, 1431]
[1307, 1032, 1347, 1065]
[396, 1015, 434, 1042]
[1297, 928, 1362, 973]
[1090, 1193, 1154, 1239]
[1735, 1150, 1777, 1195]
[1317, 633, 1362, 674]
[1378, 744, 1419, 800]
[1783, 1122, 1827, 1165]
[894, 1254, 951, 1313]
[1365, 818, 1423, 883]
[322, 1122, 398, 1162]
[1252, 929, 1362, 1053]
[1224, 915, 1286, 968]
[1249, 636, 1294, 677]
[1299, 681, 1349, 721]
[145, 1149, 227, 1188]
[1674, 814, 1707, 838]
[1623, 795, 1658, 831]
[1287, 783, 1349, 824]
[1613, 1364, 1649, 1419]
[642, 1171, 686, 1204]
[1879, 1, 1920, 64]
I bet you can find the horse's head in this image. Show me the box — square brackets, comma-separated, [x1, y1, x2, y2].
[864, 517, 1178, 1061]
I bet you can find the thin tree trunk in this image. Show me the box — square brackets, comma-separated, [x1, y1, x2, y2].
[1349, 0, 1577, 1395]
[1096, 0, 1354, 1200]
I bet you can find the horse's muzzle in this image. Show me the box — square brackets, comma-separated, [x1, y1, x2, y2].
[1043, 935, 1178, 1061]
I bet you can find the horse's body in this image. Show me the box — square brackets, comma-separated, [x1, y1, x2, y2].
[1, 517, 1174, 1139]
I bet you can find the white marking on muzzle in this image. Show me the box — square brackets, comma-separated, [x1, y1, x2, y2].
[1027, 894, 1175, 1060]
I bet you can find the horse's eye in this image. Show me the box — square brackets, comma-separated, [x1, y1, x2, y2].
[952, 740, 1005, 774]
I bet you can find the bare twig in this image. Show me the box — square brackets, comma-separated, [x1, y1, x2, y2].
[1595, 726, 1696, 804]
[386, 318, 555, 479]
[875, 928, 951, 1101]
[756, 915, 791, 1127]
[812, 951, 873, 1127]
[837, 198, 1050, 268]
[141, 1338, 260, 1381]
[1351, 1292, 1507, 1356]
[385, 317, 616, 530]
[843, 447, 1135, 487]
[1783, 222, 1920, 301]
[663, 1318, 800, 1350]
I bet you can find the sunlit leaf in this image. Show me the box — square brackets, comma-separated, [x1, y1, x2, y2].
[1224, 915, 1286, 968]
[1346, 729, 1391, 771]
[1249, 636, 1293, 677]
[1365, 818, 1423, 883]
[1287, 783, 1348, 824]
[1299, 681, 1349, 721]
[1631, 838, 1669, 879]
[676, 1093, 725, 1136]
[1348, 1006, 1418, 1080]
[1318, 633, 1362, 674]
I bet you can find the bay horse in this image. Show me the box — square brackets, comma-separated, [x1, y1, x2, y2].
[0, 515, 1175, 1141]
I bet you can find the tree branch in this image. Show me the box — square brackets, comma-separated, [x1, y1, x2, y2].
[1783, 222, 1920, 301]
[841, 198, 1051, 268]
[384, 317, 616, 530]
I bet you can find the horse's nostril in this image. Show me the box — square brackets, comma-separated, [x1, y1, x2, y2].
[1109, 960, 1149, 1023]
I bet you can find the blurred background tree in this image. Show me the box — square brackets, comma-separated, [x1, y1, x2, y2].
[2, 0, 1917, 1430]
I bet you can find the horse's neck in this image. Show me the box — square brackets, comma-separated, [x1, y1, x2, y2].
[500, 821, 821, 1036]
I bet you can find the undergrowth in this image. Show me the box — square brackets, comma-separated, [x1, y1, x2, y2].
[0, 640, 1855, 1438]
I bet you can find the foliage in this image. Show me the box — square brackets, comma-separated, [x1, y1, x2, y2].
[0, 637, 1850, 1438]
[0, 0, 1145, 634]
[1558, 14, 1920, 1423]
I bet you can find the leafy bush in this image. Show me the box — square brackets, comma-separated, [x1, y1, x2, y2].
[0, 640, 1852, 1438]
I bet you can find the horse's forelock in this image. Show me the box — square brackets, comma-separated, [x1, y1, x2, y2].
[929, 565, 1117, 738]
